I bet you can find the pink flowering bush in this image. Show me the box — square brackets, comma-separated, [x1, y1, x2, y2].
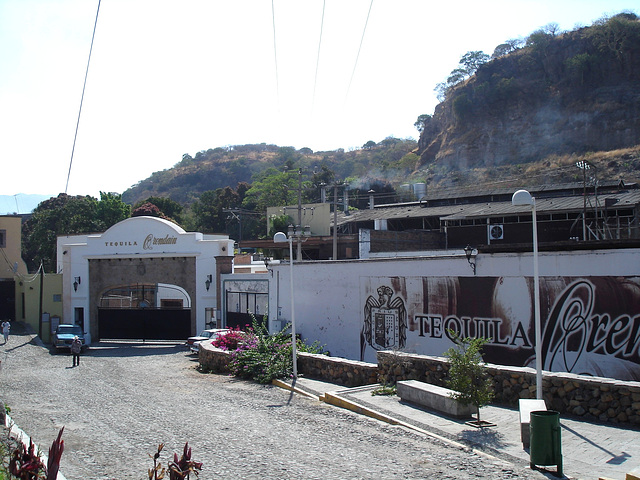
[218, 316, 324, 384]
[210, 326, 246, 351]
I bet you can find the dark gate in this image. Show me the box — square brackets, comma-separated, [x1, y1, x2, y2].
[225, 291, 268, 330]
[98, 308, 190, 340]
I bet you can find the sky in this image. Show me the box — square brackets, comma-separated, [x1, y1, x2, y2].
[0, 0, 637, 211]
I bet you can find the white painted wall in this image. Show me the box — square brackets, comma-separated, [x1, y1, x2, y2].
[266, 248, 640, 381]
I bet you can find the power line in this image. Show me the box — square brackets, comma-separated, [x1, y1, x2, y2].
[311, 0, 326, 115]
[271, 0, 280, 111]
[65, 0, 102, 194]
[345, 0, 373, 106]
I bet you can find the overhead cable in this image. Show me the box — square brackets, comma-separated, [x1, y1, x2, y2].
[271, 0, 280, 111]
[65, 0, 102, 194]
[345, 0, 373, 106]
[311, 0, 326, 115]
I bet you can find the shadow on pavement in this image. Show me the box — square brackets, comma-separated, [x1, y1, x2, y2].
[458, 425, 509, 451]
[54, 342, 189, 358]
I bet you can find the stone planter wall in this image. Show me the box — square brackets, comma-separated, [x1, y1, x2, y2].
[198, 342, 231, 373]
[198, 344, 377, 386]
[298, 352, 378, 387]
[377, 351, 640, 426]
[198, 343, 640, 426]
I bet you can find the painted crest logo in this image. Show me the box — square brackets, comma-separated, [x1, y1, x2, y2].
[362, 286, 407, 355]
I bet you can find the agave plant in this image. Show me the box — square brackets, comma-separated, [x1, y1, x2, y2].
[168, 442, 202, 480]
[8, 427, 64, 480]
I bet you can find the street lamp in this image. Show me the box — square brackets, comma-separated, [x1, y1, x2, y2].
[463, 245, 476, 275]
[512, 189, 542, 400]
[274, 231, 297, 379]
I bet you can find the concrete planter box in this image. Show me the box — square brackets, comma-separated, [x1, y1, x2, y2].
[397, 380, 474, 418]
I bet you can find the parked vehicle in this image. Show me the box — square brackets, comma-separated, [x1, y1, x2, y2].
[53, 324, 86, 351]
[186, 328, 230, 353]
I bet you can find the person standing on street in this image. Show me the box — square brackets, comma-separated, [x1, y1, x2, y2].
[71, 335, 82, 367]
[1, 320, 9, 343]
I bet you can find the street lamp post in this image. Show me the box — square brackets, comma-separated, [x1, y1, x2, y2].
[274, 231, 297, 379]
[512, 189, 543, 400]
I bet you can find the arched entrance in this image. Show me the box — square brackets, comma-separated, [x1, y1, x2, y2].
[97, 283, 191, 340]
[89, 256, 198, 341]
[60, 216, 235, 345]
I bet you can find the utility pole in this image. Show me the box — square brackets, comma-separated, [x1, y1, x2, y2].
[38, 262, 44, 339]
[333, 184, 338, 260]
[297, 169, 302, 261]
[576, 160, 591, 241]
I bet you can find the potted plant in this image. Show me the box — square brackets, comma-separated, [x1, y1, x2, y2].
[444, 331, 495, 427]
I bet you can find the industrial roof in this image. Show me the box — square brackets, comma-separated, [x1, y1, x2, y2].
[333, 190, 640, 226]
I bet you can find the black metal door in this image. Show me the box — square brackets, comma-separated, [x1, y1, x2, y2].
[0, 280, 15, 321]
[98, 308, 190, 340]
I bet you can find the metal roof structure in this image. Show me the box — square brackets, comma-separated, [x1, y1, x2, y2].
[333, 189, 640, 227]
[398, 179, 635, 203]
[442, 190, 640, 221]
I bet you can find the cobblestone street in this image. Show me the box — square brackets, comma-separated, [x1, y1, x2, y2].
[0, 327, 545, 479]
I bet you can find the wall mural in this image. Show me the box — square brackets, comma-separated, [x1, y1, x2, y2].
[360, 276, 640, 382]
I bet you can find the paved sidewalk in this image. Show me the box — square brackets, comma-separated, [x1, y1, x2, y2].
[275, 377, 640, 480]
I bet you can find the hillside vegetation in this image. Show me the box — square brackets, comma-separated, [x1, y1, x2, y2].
[122, 139, 418, 206]
[121, 13, 640, 211]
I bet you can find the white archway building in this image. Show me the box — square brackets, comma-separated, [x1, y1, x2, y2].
[57, 216, 234, 344]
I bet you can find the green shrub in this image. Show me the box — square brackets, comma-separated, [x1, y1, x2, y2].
[444, 331, 494, 422]
[227, 316, 324, 384]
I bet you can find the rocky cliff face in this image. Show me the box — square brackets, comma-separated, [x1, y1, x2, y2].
[418, 16, 640, 172]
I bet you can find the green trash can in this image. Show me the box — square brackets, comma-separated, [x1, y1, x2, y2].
[530, 410, 563, 477]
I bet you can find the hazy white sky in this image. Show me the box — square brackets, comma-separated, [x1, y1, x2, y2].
[0, 0, 636, 204]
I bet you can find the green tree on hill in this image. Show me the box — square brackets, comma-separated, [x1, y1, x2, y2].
[22, 193, 130, 272]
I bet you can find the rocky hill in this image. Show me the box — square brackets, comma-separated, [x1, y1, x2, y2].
[416, 13, 640, 187]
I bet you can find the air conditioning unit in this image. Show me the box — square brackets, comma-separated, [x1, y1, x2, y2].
[488, 224, 504, 241]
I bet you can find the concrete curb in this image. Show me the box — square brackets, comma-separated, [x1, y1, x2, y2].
[273, 379, 512, 467]
[5, 414, 68, 480]
[272, 378, 319, 399]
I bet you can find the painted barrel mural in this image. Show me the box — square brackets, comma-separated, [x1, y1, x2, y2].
[360, 276, 640, 381]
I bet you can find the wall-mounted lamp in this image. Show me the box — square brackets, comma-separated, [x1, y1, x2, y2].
[464, 245, 477, 275]
[205, 274, 212, 291]
[73, 276, 81, 291]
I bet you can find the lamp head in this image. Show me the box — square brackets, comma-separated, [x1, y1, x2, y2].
[512, 189, 534, 206]
[273, 232, 288, 243]
[464, 244, 473, 261]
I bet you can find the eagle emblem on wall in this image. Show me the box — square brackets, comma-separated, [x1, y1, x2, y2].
[361, 285, 407, 359]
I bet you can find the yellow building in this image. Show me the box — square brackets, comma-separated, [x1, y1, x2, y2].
[0, 214, 62, 342]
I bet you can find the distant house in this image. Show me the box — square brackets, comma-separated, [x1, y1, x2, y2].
[0, 215, 27, 321]
[0, 214, 62, 341]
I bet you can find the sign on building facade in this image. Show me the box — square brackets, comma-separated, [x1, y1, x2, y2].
[267, 250, 640, 382]
[360, 275, 640, 381]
